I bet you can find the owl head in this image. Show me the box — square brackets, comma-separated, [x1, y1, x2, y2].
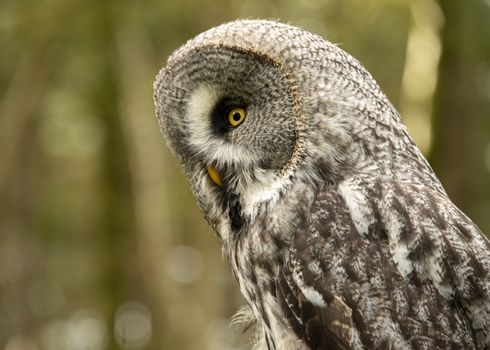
[153, 19, 431, 244]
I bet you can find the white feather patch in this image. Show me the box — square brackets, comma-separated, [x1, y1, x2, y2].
[292, 270, 327, 307]
[339, 181, 374, 236]
[379, 196, 413, 278]
[302, 286, 327, 307]
[242, 172, 287, 216]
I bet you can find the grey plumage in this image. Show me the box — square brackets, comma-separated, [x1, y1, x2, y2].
[153, 20, 490, 349]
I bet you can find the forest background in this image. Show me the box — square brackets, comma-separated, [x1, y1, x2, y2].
[1, 0, 489, 349]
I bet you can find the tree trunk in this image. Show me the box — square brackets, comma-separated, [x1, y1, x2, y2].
[431, 0, 490, 235]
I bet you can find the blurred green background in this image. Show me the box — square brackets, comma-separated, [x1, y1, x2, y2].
[0, 0, 489, 349]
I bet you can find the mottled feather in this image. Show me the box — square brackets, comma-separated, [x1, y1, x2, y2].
[153, 19, 490, 349]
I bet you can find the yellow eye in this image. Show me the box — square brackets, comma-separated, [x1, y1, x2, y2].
[226, 107, 246, 127]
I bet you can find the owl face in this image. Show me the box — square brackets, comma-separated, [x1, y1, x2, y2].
[158, 46, 297, 181]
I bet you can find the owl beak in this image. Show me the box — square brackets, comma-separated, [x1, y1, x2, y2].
[207, 165, 223, 187]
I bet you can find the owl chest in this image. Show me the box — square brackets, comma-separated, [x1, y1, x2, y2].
[231, 238, 307, 350]
[229, 207, 309, 349]
[231, 223, 285, 310]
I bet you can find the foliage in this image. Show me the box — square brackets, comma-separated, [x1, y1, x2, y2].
[0, 0, 488, 349]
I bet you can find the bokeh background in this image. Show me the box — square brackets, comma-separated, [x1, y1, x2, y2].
[1, 0, 489, 349]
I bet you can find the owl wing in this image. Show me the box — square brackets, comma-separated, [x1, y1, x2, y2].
[275, 179, 490, 349]
[275, 265, 356, 350]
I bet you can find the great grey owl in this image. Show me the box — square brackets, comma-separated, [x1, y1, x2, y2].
[153, 20, 490, 349]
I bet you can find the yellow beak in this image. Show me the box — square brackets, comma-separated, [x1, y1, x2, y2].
[207, 165, 223, 187]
